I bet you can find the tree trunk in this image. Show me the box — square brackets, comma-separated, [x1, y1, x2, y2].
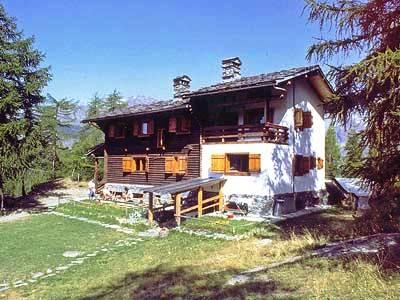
[0, 179, 4, 213]
[21, 175, 27, 197]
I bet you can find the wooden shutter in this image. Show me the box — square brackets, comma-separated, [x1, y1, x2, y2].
[157, 129, 164, 148]
[317, 157, 324, 169]
[293, 155, 303, 176]
[122, 157, 133, 173]
[302, 156, 311, 175]
[249, 154, 261, 172]
[294, 109, 303, 129]
[181, 116, 191, 133]
[310, 156, 317, 169]
[303, 111, 313, 128]
[108, 124, 116, 138]
[165, 156, 175, 173]
[147, 119, 154, 135]
[177, 156, 187, 174]
[132, 121, 139, 136]
[168, 117, 177, 133]
[211, 154, 225, 173]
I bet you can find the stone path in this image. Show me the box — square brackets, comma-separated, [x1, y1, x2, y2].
[0, 235, 144, 293]
[49, 211, 135, 234]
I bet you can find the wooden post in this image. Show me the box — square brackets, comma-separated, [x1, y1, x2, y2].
[148, 192, 154, 224]
[175, 193, 182, 226]
[94, 157, 99, 186]
[198, 187, 203, 217]
[218, 183, 224, 212]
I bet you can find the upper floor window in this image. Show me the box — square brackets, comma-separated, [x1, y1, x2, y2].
[294, 109, 313, 130]
[108, 123, 125, 139]
[169, 115, 191, 134]
[133, 119, 154, 137]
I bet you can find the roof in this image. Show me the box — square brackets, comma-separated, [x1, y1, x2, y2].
[187, 65, 329, 97]
[82, 98, 189, 123]
[333, 178, 371, 198]
[144, 177, 226, 195]
[86, 143, 104, 157]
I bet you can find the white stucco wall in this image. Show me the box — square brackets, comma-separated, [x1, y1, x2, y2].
[201, 77, 326, 198]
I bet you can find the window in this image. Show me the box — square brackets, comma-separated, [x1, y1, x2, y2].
[211, 153, 261, 175]
[294, 109, 313, 130]
[122, 156, 148, 173]
[133, 120, 154, 136]
[108, 124, 125, 138]
[165, 156, 187, 175]
[317, 157, 324, 169]
[157, 128, 165, 148]
[245, 108, 264, 125]
[169, 115, 191, 133]
[294, 155, 317, 176]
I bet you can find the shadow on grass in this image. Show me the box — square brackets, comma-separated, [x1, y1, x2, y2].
[275, 209, 356, 241]
[3, 179, 68, 213]
[82, 264, 297, 300]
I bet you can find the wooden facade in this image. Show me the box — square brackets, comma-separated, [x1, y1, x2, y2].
[97, 109, 201, 187]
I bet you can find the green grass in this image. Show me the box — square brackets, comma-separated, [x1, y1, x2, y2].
[55, 201, 149, 233]
[181, 215, 278, 237]
[0, 214, 126, 283]
[2, 206, 399, 299]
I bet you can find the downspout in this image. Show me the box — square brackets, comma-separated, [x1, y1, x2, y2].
[292, 81, 296, 207]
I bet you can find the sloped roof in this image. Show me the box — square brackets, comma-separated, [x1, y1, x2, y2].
[333, 178, 371, 198]
[82, 99, 189, 123]
[187, 65, 326, 97]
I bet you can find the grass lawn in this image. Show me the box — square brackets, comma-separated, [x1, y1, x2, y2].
[1, 206, 399, 299]
[0, 214, 126, 283]
[54, 201, 149, 233]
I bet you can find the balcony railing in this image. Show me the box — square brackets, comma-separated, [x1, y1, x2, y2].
[202, 123, 289, 144]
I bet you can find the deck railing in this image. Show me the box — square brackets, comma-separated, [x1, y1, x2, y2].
[202, 123, 289, 144]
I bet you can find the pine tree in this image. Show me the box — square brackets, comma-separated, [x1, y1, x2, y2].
[86, 93, 104, 118]
[0, 5, 50, 210]
[103, 89, 127, 112]
[325, 125, 342, 179]
[342, 130, 363, 177]
[305, 0, 400, 230]
[40, 94, 78, 179]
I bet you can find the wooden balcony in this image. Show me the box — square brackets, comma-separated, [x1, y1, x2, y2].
[202, 123, 289, 144]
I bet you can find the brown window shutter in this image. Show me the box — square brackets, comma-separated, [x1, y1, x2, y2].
[293, 154, 303, 176]
[294, 109, 303, 129]
[249, 154, 261, 172]
[302, 156, 311, 175]
[303, 112, 313, 128]
[168, 117, 177, 133]
[317, 158, 324, 169]
[122, 157, 133, 173]
[157, 129, 164, 148]
[147, 119, 154, 135]
[310, 156, 317, 169]
[181, 116, 191, 133]
[165, 156, 175, 173]
[132, 121, 139, 136]
[108, 124, 116, 138]
[177, 156, 187, 174]
[211, 154, 225, 173]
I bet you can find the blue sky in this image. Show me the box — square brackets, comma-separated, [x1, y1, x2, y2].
[4, 0, 335, 103]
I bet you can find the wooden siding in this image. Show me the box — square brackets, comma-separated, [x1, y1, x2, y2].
[102, 112, 200, 186]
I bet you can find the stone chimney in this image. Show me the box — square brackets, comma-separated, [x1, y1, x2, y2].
[173, 75, 191, 98]
[222, 57, 242, 82]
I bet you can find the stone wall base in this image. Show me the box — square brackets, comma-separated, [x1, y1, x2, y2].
[226, 190, 327, 216]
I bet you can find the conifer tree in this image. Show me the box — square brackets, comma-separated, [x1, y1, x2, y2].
[103, 89, 127, 112]
[305, 0, 400, 230]
[325, 125, 342, 178]
[0, 5, 50, 209]
[342, 130, 363, 177]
